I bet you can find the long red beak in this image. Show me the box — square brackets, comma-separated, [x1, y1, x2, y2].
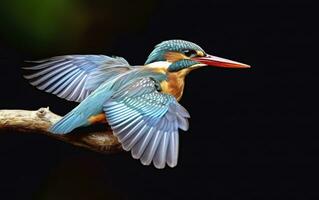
[191, 54, 250, 68]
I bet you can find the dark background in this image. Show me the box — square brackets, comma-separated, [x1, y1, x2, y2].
[0, 0, 317, 199]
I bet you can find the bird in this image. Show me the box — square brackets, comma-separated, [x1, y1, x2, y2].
[23, 39, 250, 169]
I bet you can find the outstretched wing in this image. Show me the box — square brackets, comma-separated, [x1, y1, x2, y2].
[103, 78, 190, 169]
[23, 55, 130, 102]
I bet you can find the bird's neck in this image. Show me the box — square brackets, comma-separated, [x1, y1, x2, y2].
[146, 61, 191, 101]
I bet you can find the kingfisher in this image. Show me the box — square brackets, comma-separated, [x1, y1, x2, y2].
[24, 40, 250, 169]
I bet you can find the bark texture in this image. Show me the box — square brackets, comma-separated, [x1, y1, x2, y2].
[0, 107, 122, 153]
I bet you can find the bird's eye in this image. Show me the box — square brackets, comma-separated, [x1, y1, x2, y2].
[183, 49, 197, 58]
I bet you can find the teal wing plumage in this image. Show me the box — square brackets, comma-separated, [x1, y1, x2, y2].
[48, 69, 167, 135]
[49, 75, 116, 134]
[24, 55, 130, 102]
[103, 77, 190, 169]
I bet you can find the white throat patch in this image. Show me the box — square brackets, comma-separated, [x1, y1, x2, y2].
[145, 61, 172, 69]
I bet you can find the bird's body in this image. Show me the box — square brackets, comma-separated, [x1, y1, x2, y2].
[24, 40, 250, 169]
[89, 62, 189, 125]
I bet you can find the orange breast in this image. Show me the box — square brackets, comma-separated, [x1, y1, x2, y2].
[160, 69, 189, 101]
[148, 64, 190, 101]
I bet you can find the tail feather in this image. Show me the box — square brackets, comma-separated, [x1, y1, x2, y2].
[49, 111, 87, 134]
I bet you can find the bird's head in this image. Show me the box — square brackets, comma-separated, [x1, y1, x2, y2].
[145, 39, 250, 72]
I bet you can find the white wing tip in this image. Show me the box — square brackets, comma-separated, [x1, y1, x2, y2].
[141, 159, 152, 166]
[167, 160, 178, 168]
[153, 162, 166, 169]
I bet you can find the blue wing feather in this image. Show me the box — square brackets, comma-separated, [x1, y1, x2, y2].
[48, 68, 163, 134]
[103, 77, 190, 169]
[24, 55, 130, 102]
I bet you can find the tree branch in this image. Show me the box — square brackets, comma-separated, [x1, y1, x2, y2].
[0, 107, 122, 153]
